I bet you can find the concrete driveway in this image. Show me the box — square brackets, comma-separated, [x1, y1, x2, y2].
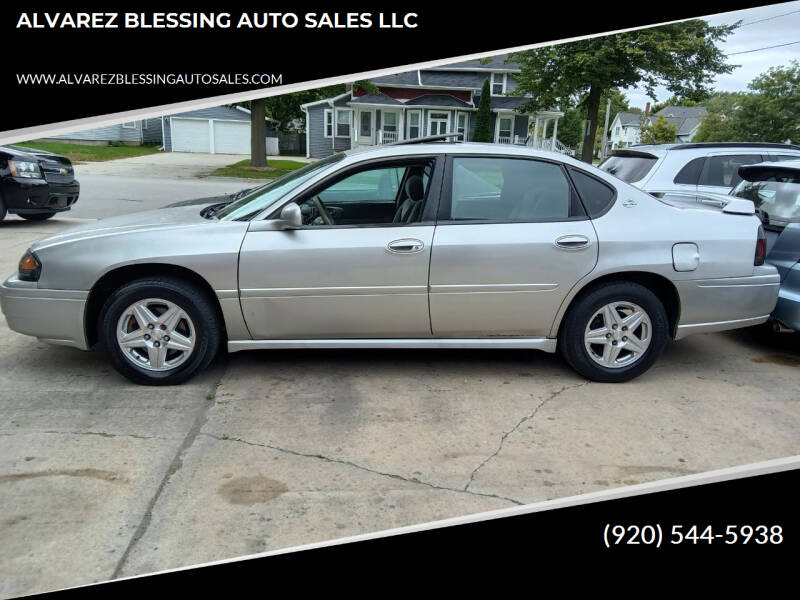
[1, 219, 799, 598]
[75, 152, 313, 179]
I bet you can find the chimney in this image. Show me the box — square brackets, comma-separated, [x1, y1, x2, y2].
[644, 102, 651, 118]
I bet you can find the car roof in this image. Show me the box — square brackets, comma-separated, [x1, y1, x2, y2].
[739, 160, 800, 181]
[340, 141, 588, 167]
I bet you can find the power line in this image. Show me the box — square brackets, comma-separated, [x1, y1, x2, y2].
[739, 8, 800, 26]
[727, 39, 800, 55]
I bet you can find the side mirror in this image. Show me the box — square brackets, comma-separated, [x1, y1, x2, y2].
[278, 202, 303, 229]
[247, 202, 303, 232]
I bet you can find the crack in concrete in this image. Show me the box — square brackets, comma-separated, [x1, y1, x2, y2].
[39, 429, 172, 441]
[199, 432, 524, 506]
[110, 363, 227, 579]
[464, 381, 588, 492]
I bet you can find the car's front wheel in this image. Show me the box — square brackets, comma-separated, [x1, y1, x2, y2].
[99, 277, 222, 385]
[559, 281, 669, 383]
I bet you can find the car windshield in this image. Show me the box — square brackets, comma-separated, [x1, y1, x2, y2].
[216, 154, 345, 221]
[732, 177, 800, 229]
[598, 154, 657, 183]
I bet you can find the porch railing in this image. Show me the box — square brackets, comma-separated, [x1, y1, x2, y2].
[498, 135, 512, 144]
[377, 130, 398, 144]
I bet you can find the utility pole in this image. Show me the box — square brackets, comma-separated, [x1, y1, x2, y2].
[599, 96, 612, 160]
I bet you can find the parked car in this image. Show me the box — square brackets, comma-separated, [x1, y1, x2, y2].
[0, 145, 80, 221]
[730, 160, 800, 333]
[598, 142, 800, 195]
[0, 136, 780, 385]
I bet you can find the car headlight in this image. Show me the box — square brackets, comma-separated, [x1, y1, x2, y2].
[9, 159, 43, 179]
[18, 251, 41, 282]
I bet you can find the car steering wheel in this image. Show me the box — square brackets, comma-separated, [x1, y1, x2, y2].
[311, 195, 334, 225]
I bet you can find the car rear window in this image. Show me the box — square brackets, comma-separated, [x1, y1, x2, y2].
[568, 168, 616, 217]
[598, 154, 657, 183]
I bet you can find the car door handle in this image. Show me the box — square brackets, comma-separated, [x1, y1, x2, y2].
[554, 235, 590, 250]
[387, 238, 424, 253]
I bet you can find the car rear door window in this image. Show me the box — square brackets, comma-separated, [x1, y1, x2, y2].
[446, 157, 581, 222]
[673, 157, 705, 185]
[698, 155, 764, 188]
[568, 168, 616, 217]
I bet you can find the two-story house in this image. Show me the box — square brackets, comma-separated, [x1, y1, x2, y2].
[301, 54, 566, 159]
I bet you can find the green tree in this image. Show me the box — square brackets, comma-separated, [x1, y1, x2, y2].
[692, 91, 748, 142]
[473, 79, 493, 142]
[510, 19, 737, 162]
[640, 114, 678, 143]
[737, 61, 800, 143]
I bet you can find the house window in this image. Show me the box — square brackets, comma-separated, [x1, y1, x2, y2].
[122, 121, 137, 129]
[615, 126, 620, 136]
[324, 109, 333, 138]
[491, 73, 506, 96]
[383, 112, 398, 133]
[335, 108, 351, 138]
[407, 110, 421, 139]
[456, 113, 468, 140]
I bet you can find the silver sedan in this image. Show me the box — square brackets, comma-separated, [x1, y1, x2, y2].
[1, 140, 781, 385]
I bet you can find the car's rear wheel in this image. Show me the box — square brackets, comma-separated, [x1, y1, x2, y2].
[20, 211, 56, 221]
[0, 197, 7, 221]
[99, 277, 221, 385]
[559, 281, 668, 383]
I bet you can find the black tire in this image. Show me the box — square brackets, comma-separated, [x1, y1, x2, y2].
[0, 197, 7, 221]
[558, 281, 669, 383]
[98, 277, 222, 385]
[20, 211, 56, 221]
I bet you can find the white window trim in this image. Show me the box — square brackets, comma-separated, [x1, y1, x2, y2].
[428, 111, 451, 136]
[491, 72, 507, 96]
[323, 109, 333, 138]
[406, 109, 422, 139]
[335, 107, 352, 139]
[122, 121, 137, 129]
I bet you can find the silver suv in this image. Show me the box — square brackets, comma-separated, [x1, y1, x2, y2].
[599, 142, 800, 194]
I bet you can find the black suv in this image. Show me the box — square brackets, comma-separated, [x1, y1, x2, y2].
[0, 144, 80, 221]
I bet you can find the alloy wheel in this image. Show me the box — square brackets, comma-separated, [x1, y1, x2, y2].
[116, 298, 196, 371]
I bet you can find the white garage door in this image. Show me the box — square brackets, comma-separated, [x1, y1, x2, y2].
[171, 118, 210, 153]
[213, 121, 251, 154]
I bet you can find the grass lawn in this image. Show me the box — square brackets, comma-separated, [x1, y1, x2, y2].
[14, 140, 161, 163]
[209, 159, 308, 179]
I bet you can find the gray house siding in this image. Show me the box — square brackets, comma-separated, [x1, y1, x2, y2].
[49, 122, 142, 144]
[514, 115, 529, 141]
[141, 118, 163, 144]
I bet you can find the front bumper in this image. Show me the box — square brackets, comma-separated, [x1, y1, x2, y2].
[2, 176, 80, 213]
[772, 262, 800, 332]
[673, 266, 781, 339]
[0, 275, 89, 349]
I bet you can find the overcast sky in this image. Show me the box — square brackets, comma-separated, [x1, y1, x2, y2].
[624, 1, 800, 109]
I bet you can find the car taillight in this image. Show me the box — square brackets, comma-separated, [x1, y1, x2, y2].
[754, 224, 766, 266]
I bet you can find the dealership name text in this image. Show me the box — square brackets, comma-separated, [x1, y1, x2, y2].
[16, 12, 419, 29]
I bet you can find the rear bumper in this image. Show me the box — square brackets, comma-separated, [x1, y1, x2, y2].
[674, 266, 780, 339]
[0, 275, 89, 350]
[772, 263, 800, 331]
[2, 177, 80, 213]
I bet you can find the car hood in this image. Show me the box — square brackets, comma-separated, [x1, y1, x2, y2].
[31, 205, 211, 251]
